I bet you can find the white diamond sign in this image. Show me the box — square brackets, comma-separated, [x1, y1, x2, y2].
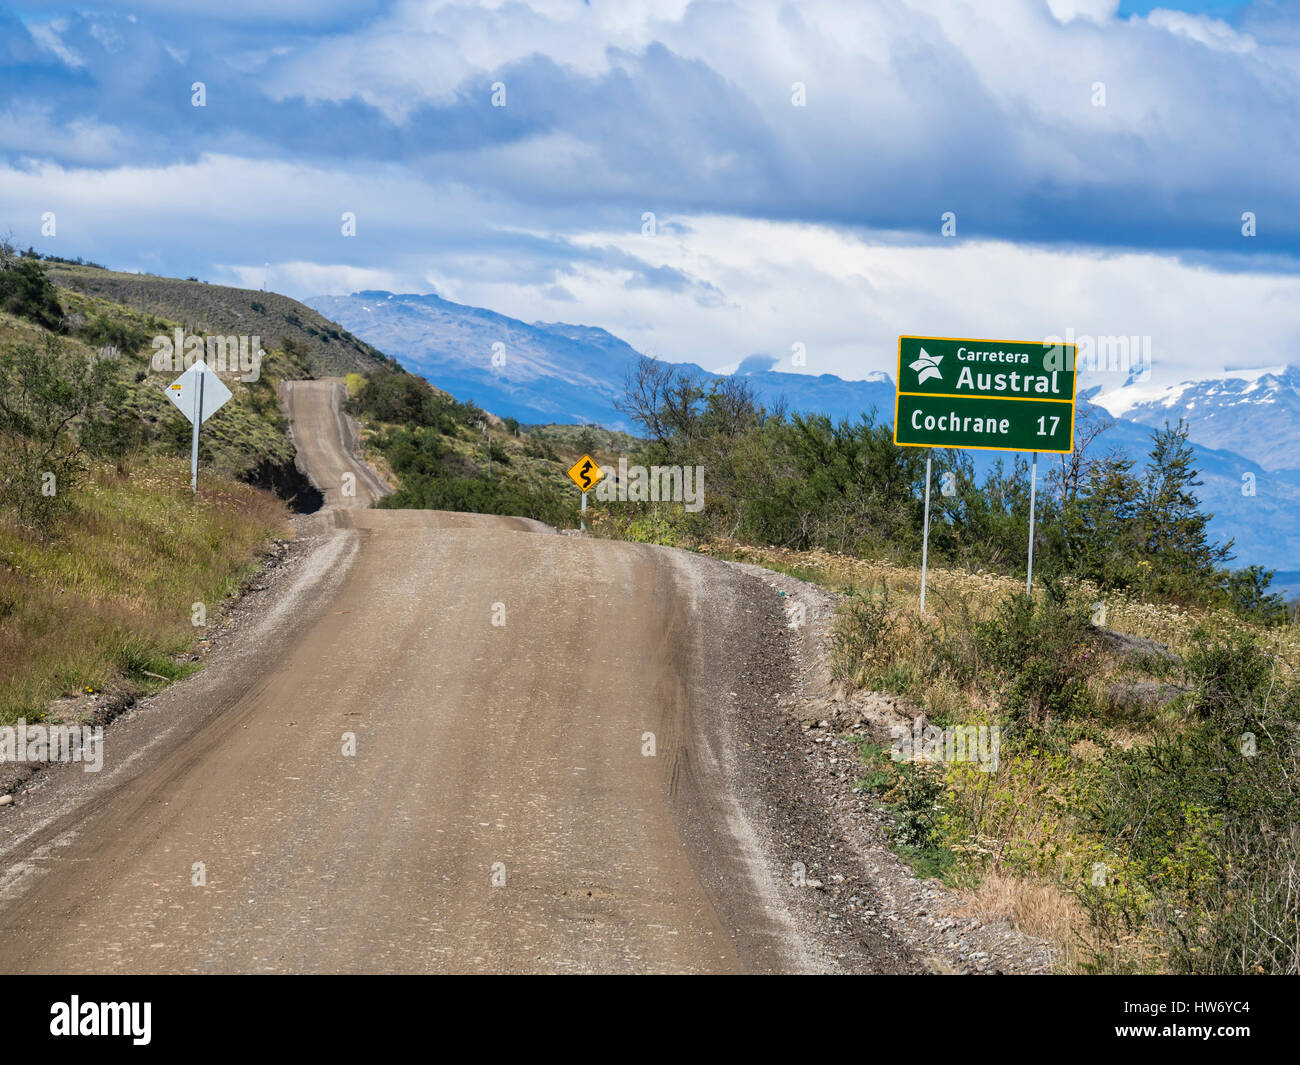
[167, 359, 234, 492]
[168, 360, 232, 425]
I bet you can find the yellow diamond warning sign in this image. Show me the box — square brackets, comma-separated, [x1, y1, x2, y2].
[566, 454, 604, 492]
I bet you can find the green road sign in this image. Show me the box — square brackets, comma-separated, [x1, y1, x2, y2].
[894, 335, 1077, 453]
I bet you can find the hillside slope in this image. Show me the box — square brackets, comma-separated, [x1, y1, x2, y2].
[0, 258, 299, 723]
[49, 264, 397, 378]
[2, 263, 322, 506]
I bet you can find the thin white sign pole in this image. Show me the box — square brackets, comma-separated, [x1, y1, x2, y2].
[580, 489, 587, 532]
[920, 448, 933, 614]
[190, 369, 204, 494]
[1027, 450, 1039, 595]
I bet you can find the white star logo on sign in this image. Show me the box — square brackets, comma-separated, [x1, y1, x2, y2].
[909, 347, 943, 384]
[168, 359, 232, 425]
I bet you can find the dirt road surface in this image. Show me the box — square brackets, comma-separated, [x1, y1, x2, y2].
[0, 380, 917, 974]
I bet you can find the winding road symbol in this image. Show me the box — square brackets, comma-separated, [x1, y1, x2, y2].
[566, 453, 604, 492]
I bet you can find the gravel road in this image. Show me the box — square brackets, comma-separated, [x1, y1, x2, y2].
[0, 379, 934, 973]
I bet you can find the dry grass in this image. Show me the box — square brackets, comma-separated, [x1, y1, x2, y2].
[0, 455, 289, 721]
[700, 539, 1300, 677]
[955, 872, 1165, 973]
[957, 872, 1088, 972]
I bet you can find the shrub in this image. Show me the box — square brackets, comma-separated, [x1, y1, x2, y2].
[0, 257, 65, 331]
[348, 370, 468, 432]
[1082, 632, 1300, 973]
[975, 581, 1097, 726]
[0, 334, 120, 532]
[77, 313, 148, 355]
[886, 762, 945, 848]
[1180, 629, 1275, 729]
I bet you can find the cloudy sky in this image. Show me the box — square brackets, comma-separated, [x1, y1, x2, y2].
[1, 0, 1296, 389]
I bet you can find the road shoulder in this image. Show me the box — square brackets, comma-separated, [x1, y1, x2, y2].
[719, 558, 1057, 974]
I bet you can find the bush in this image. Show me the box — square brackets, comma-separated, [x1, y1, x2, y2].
[886, 763, 945, 848]
[0, 335, 120, 532]
[975, 581, 1097, 726]
[375, 425, 572, 526]
[831, 588, 894, 679]
[0, 257, 65, 331]
[383, 473, 571, 526]
[1221, 565, 1289, 625]
[348, 370, 469, 432]
[1180, 629, 1275, 728]
[1082, 632, 1300, 973]
[77, 313, 148, 355]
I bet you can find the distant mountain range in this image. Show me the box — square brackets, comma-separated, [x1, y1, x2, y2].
[1089, 366, 1300, 473]
[305, 291, 1300, 589]
[305, 292, 896, 427]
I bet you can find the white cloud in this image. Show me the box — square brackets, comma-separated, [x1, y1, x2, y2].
[0, 152, 502, 252]
[234, 0, 1300, 235]
[4, 148, 1298, 395]
[453, 214, 1300, 390]
[26, 17, 85, 67]
[220, 260, 407, 295]
[1146, 9, 1256, 53]
[0, 106, 125, 165]
[7, 0, 1300, 403]
[1046, 0, 1119, 23]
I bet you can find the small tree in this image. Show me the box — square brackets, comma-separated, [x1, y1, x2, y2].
[615, 354, 705, 457]
[0, 335, 119, 531]
[0, 255, 65, 332]
[1140, 421, 1232, 597]
[1222, 566, 1288, 625]
[1064, 449, 1144, 590]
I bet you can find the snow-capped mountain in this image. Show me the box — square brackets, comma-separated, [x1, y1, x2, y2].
[1091, 365, 1300, 472]
[305, 291, 898, 428]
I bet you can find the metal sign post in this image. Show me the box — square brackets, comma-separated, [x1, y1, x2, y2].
[190, 369, 204, 492]
[920, 449, 933, 614]
[1027, 451, 1038, 595]
[580, 490, 587, 532]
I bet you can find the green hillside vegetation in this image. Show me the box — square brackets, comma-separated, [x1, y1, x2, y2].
[41, 257, 397, 378]
[523, 422, 641, 455]
[2, 267, 318, 504]
[0, 246, 298, 722]
[345, 369, 598, 527]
